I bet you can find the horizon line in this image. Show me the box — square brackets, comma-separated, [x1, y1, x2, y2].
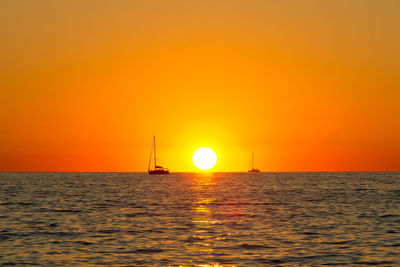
[1, 171, 399, 173]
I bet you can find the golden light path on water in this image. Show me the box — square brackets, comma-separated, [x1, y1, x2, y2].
[191, 173, 225, 266]
[189, 172, 248, 266]
[192, 173, 219, 249]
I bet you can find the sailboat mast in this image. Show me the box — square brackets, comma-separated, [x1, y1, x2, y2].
[252, 152, 254, 170]
[153, 135, 157, 169]
[148, 140, 153, 171]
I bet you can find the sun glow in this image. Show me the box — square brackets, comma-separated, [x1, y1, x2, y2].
[192, 148, 217, 170]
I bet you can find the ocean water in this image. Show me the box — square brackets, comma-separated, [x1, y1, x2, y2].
[0, 172, 399, 266]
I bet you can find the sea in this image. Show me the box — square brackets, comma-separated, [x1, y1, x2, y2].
[0, 172, 399, 266]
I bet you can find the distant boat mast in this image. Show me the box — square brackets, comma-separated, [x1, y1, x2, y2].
[153, 135, 156, 171]
[248, 152, 260, 172]
[147, 136, 154, 172]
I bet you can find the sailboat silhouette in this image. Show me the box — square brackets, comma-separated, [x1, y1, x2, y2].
[248, 152, 260, 172]
[148, 136, 169, 174]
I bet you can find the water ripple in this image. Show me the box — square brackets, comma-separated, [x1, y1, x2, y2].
[0, 172, 399, 266]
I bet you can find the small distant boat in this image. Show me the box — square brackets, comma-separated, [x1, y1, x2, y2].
[248, 152, 260, 173]
[148, 135, 169, 175]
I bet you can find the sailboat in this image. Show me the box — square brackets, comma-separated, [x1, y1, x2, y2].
[248, 152, 260, 172]
[148, 136, 169, 174]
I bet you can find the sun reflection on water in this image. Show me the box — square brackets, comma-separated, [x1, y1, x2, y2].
[185, 173, 258, 266]
[186, 173, 238, 266]
[190, 173, 220, 254]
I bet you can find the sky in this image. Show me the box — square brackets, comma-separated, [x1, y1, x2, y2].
[0, 0, 399, 172]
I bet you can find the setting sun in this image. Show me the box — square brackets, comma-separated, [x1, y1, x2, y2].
[192, 148, 217, 170]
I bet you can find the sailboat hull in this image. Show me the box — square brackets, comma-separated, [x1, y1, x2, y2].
[148, 170, 170, 175]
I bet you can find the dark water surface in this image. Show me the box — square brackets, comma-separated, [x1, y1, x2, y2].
[0, 172, 399, 266]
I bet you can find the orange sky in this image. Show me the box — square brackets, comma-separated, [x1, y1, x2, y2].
[1, 1, 399, 172]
